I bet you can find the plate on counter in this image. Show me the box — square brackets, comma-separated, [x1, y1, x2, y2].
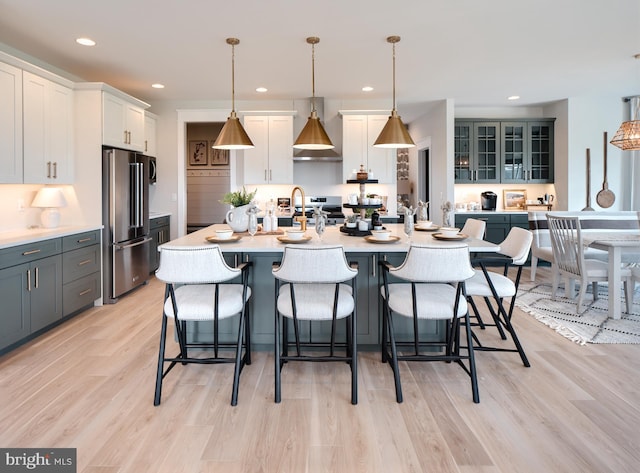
[277, 235, 312, 244]
[415, 225, 440, 232]
[364, 235, 401, 244]
[205, 235, 242, 243]
[432, 233, 468, 241]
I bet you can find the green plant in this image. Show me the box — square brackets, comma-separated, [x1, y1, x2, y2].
[221, 186, 257, 207]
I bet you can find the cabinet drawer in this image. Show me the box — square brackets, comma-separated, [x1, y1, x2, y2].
[150, 216, 170, 229]
[0, 238, 61, 269]
[63, 272, 100, 316]
[62, 230, 101, 251]
[510, 214, 529, 226]
[63, 244, 100, 283]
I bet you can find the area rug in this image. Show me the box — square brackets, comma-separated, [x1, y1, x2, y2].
[515, 280, 640, 345]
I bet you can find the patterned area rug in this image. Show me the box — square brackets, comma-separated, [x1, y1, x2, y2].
[516, 280, 640, 344]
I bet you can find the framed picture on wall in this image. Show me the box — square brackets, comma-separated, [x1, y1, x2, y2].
[210, 148, 229, 165]
[503, 189, 527, 210]
[188, 140, 208, 166]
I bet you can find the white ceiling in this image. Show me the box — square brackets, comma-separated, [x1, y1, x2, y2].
[1, 0, 639, 120]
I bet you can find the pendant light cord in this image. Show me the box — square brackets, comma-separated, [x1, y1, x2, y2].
[231, 41, 236, 113]
[392, 40, 396, 112]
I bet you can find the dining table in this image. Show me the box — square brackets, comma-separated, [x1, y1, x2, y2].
[582, 232, 640, 319]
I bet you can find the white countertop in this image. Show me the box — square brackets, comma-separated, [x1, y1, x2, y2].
[0, 225, 103, 249]
[455, 210, 528, 215]
[161, 224, 500, 253]
[150, 212, 172, 218]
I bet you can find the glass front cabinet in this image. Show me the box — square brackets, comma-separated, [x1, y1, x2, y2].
[455, 119, 554, 184]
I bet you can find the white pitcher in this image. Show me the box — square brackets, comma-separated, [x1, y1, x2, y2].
[225, 204, 253, 232]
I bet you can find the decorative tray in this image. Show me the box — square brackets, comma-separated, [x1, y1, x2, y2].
[340, 226, 372, 237]
[205, 235, 242, 243]
[431, 233, 468, 241]
[364, 235, 401, 244]
[276, 235, 312, 244]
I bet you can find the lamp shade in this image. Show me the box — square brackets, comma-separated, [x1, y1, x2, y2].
[610, 120, 640, 151]
[293, 110, 334, 150]
[32, 187, 67, 229]
[212, 111, 255, 150]
[32, 187, 67, 208]
[373, 110, 416, 148]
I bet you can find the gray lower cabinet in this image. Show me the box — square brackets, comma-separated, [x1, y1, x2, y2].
[0, 230, 101, 353]
[150, 216, 170, 273]
[62, 231, 101, 316]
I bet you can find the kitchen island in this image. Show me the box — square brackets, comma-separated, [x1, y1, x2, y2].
[160, 224, 499, 348]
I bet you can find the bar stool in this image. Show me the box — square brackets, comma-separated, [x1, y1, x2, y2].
[273, 245, 358, 404]
[154, 245, 252, 406]
[379, 243, 479, 403]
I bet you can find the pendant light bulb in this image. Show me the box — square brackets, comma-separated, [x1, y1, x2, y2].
[213, 38, 254, 150]
[373, 35, 415, 149]
[293, 37, 335, 150]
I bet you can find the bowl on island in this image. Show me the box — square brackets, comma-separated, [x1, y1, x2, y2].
[439, 227, 460, 238]
[215, 228, 234, 240]
[286, 229, 306, 241]
[370, 229, 391, 240]
[415, 221, 433, 229]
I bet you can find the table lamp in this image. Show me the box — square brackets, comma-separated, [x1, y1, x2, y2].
[31, 187, 67, 228]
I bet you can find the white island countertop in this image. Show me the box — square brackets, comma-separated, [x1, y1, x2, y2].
[161, 224, 500, 254]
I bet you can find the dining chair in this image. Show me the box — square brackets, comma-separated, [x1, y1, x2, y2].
[154, 245, 252, 406]
[379, 243, 479, 403]
[461, 218, 487, 239]
[547, 215, 633, 313]
[272, 245, 358, 404]
[465, 226, 533, 367]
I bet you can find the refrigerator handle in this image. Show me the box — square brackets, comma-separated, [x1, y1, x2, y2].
[115, 237, 153, 250]
[131, 162, 143, 228]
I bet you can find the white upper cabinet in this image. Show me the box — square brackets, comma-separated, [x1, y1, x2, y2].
[23, 71, 74, 184]
[144, 112, 157, 157]
[0, 62, 23, 183]
[242, 115, 293, 185]
[342, 114, 394, 183]
[103, 92, 145, 151]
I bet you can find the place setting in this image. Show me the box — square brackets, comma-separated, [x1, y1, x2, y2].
[205, 228, 242, 243]
[431, 227, 469, 241]
[364, 229, 401, 244]
[276, 229, 312, 244]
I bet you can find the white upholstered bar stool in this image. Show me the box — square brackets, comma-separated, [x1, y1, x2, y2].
[273, 245, 358, 404]
[379, 243, 479, 403]
[461, 218, 487, 239]
[465, 226, 533, 367]
[154, 245, 252, 406]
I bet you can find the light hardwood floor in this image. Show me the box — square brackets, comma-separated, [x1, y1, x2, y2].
[1, 267, 639, 473]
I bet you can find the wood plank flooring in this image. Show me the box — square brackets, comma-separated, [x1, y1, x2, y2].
[1, 267, 639, 472]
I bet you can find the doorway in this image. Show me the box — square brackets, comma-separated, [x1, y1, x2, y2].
[186, 122, 229, 232]
[418, 147, 430, 219]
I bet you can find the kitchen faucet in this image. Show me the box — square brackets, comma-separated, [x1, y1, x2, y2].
[291, 186, 307, 231]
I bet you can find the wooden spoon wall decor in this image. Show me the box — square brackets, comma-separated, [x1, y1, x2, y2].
[582, 148, 594, 210]
[596, 131, 615, 208]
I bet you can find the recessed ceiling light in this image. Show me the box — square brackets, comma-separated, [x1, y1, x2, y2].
[151, 83, 165, 89]
[362, 86, 374, 92]
[76, 37, 96, 46]
[508, 95, 520, 101]
[256, 87, 268, 93]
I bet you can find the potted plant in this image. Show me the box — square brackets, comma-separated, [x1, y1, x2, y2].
[345, 214, 358, 228]
[222, 186, 257, 207]
[221, 186, 257, 232]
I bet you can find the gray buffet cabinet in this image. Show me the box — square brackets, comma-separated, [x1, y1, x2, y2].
[0, 228, 101, 354]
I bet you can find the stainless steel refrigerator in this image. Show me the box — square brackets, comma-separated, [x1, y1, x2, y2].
[102, 148, 151, 303]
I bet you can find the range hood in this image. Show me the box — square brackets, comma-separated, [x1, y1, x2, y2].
[293, 97, 342, 162]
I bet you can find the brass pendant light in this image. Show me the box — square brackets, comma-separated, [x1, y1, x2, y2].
[293, 37, 335, 150]
[373, 36, 415, 149]
[212, 38, 254, 150]
[610, 96, 640, 151]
